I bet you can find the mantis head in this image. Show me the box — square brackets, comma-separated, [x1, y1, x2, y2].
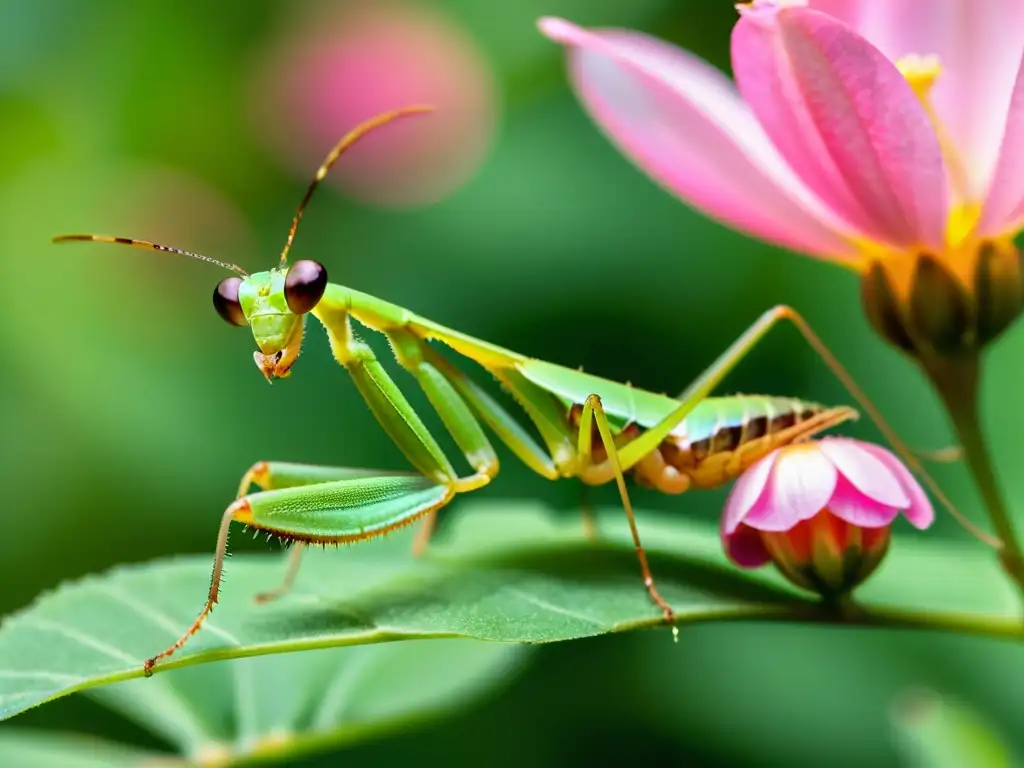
[51, 105, 433, 384]
[214, 260, 327, 381]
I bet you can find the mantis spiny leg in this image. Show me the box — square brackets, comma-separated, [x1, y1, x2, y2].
[679, 306, 981, 542]
[577, 394, 678, 636]
[236, 462, 423, 603]
[142, 463, 436, 675]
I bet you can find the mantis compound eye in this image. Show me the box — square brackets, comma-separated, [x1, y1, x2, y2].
[213, 276, 248, 327]
[284, 259, 327, 315]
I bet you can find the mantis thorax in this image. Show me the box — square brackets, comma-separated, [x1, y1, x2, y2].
[239, 271, 299, 353]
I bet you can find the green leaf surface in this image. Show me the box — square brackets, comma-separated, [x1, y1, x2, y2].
[0, 730, 164, 767]
[0, 502, 1019, 727]
[891, 688, 1016, 768]
[0, 639, 526, 767]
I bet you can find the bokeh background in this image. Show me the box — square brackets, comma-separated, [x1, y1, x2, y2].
[3, 0, 1024, 764]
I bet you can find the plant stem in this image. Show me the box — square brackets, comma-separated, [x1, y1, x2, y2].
[924, 354, 1024, 599]
[847, 603, 1024, 641]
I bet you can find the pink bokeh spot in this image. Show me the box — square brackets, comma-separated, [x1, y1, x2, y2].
[253, 2, 497, 208]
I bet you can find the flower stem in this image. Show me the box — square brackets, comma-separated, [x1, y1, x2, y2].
[845, 603, 1024, 641]
[924, 354, 1024, 598]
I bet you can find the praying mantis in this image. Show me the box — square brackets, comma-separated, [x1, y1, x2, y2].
[53, 106, 962, 677]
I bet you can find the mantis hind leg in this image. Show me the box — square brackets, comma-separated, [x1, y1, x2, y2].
[609, 305, 972, 537]
[577, 394, 678, 638]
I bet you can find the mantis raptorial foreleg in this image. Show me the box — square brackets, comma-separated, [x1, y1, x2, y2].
[143, 464, 446, 674]
[235, 461, 421, 603]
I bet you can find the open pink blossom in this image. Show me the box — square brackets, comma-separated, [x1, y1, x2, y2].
[539, 3, 1024, 260]
[722, 438, 933, 595]
[539, 4, 1024, 355]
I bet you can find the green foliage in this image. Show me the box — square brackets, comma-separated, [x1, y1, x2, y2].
[0, 731, 155, 768]
[0, 505, 801, 721]
[891, 688, 1016, 768]
[0, 640, 525, 766]
[1, 503, 1020, 765]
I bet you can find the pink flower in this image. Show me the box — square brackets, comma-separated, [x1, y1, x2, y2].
[723, 438, 933, 595]
[539, 3, 1024, 355]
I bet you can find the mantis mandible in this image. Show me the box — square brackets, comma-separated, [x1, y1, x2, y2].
[53, 106, 965, 677]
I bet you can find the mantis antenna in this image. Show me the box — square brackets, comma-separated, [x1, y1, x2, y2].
[277, 104, 435, 268]
[51, 233, 248, 276]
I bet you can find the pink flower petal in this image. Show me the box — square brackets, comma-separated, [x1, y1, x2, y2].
[979, 57, 1024, 236]
[722, 449, 780, 535]
[812, 0, 1024, 206]
[856, 443, 936, 529]
[826, 476, 901, 527]
[817, 437, 909, 508]
[732, 6, 947, 250]
[745, 445, 838, 531]
[537, 16, 859, 260]
[723, 524, 772, 568]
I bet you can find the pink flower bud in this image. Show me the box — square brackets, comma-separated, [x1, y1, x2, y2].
[722, 438, 934, 596]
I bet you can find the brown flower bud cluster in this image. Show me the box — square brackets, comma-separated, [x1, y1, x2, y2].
[861, 240, 1023, 359]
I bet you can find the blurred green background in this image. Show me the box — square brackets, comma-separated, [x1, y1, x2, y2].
[3, 0, 1024, 765]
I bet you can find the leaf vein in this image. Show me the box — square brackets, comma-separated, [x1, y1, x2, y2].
[92, 584, 188, 635]
[506, 589, 604, 627]
[16, 618, 137, 664]
[0, 669, 82, 683]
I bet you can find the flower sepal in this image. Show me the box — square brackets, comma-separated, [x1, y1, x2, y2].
[860, 240, 1024, 362]
[759, 510, 891, 598]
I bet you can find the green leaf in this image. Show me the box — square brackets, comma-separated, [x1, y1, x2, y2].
[0, 501, 1019, 727]
[891, 688, 1016, 767]
[0, 730, 163, 767]
[0, 640, 526, 767]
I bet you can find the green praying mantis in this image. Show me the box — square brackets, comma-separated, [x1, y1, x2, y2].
[54, 106, 965, 677]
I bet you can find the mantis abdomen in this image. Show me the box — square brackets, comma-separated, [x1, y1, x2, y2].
[572, 396, 857, 494]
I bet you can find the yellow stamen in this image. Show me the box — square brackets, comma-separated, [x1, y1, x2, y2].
[896, 54, 941, 101]
[946, 203, 982, 249]
[895, 53, 970, 210]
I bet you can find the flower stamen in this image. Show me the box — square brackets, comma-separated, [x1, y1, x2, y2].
[895, 54, 941, 101]
[895, 53, 971, 215]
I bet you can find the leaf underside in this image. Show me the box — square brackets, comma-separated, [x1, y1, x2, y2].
[0, 501, 1015, 765]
